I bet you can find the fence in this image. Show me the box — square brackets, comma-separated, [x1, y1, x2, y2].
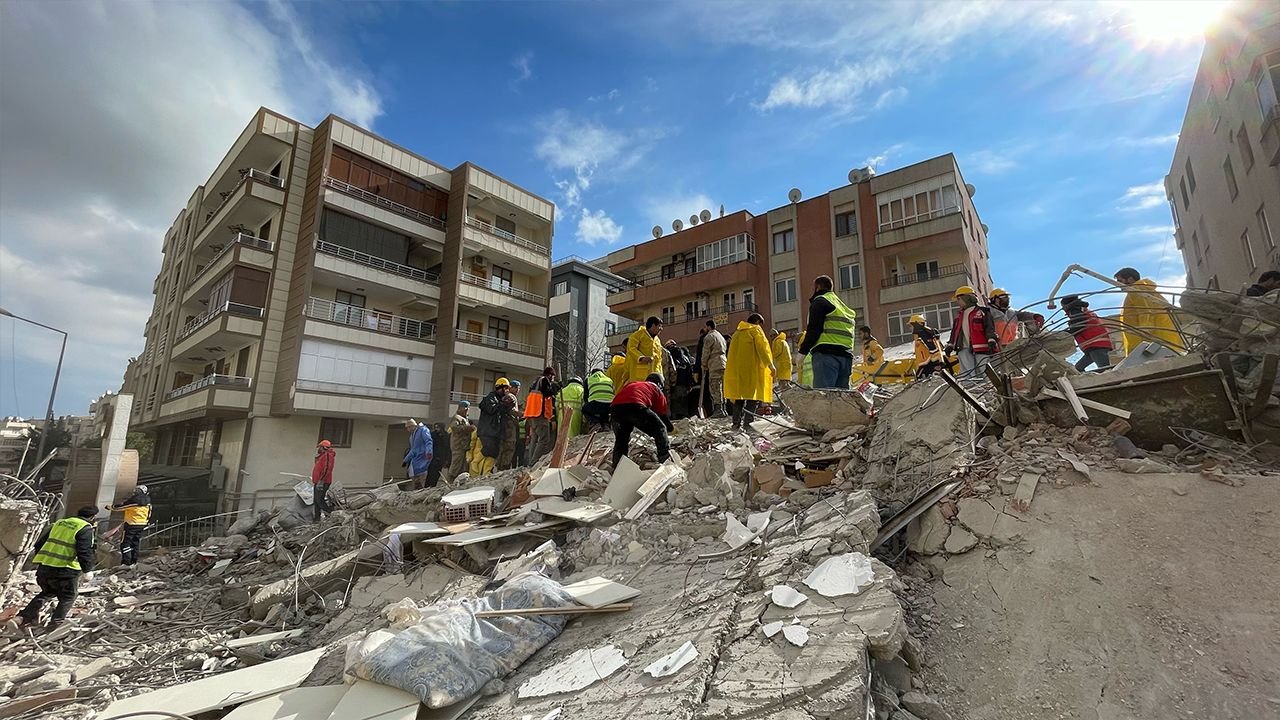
[141, 515, 225, 550]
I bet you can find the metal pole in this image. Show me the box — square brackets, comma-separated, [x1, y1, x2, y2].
[32, 331, 67, 485]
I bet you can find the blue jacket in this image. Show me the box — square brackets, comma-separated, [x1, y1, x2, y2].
[404, 424, 434, 476]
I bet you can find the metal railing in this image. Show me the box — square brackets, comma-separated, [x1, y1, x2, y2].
[464, 216, 549, 255]
[459, 271, 546, 304]
[177, 301, 263, 340]
[203, 168, 285, 227]
[244, 168, 285, 188]
[449, 391, 482, 403]
[316, 239, 440, 284]
[881, 263, 967, 288]
[610, 301, 761, 336]
[304, 296, 436, 340]
[295, 378, 429, 402]
[322, 176, 447, 230]
[165, 374, 252, 401]
[142, 515, 224, 550]
[191, 233, 276, 287]
[607, 254, 755, 296]
[454, 328, 542, 356]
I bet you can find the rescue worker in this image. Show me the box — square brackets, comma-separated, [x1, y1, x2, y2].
[1061, 295, 1114, 371]
[467, 432, 490, 477]
[446, 401, 475, 481]
[664, 340, 696, 420]
[524, 367, 561, 463]
[427, 422, 449, 487]
[947, 286, 1000, 376]
[558, 375, 586, 438]
[402, 419, 434, 488]
[725, 314, 776, 431]
[610, 373, 675, 469]
[626, 317, 665, 385]
[105, 484, 151, 567]
[477, 378, 510, 473]
[988, 288, 1044, 345]
[910, 315, 947, 379]
[699, 319, 728, 416]
[798, 275, 858, 389]
[15, 506, 98, 631]
[1114, 267, 1187, 354]
[583, 367, 615, 429]
[500, 380, 522, 469]
[607, 348, 628, 390]
[795, 331, 814, 386]
[1245, 270, 1280, 297]
[312, 440, 336, 521]
[860, 326, 884, 367]
[770, 329, 793, 385]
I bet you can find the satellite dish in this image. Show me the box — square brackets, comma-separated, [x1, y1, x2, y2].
[700, 209, 711, 222]
[689, 214, 700, 226]
[652, 225, 663, 239]
[966, 183, 976, 197]
[848, 166, 877, 184]
[981, 223, 989, 234]
[788, 188, 802, 203]
[672, 219, 684, 232]
[719, 204, 725, 217]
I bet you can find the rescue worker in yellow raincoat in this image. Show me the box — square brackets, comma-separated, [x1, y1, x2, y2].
[770, 329, 793, 385]
[724, 313, 776, 431]
[910, 314, 947, 379]
[1113, 267, 1186, 354]
[625, 317, 665, 384]
[607, 352, 628, 391]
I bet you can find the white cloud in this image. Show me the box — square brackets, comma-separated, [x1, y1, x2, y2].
[968, 149, 1020, 175]
[863, 144, 906, 171]
[535, 111, 662, 209]
[1115, 132, 1180, 148]
[511, 52, 533, 86]
[873, 87, 909, 110]
[588, 88, 620, 103]
[759, 58, 895, 111]
[647, 193, 717, 230]
[577, 208, 624, 245]
[1119, 181, 1168, 211]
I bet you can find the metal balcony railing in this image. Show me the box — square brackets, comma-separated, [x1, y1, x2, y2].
[880, 263, 967, 288]
[449, 391, 483, 404]
[607, 253, 755, 296]
[203, 169, 285, 227]
[316, 239, 440, 285]
[177, 301, 263, 340]
[610, 302, 761, 336]
[191, 233, 276, 287]
[453, 329, 542, 356]
[295, 378, 429, 403]
[322, 176, 447, 230]
[165, 374, 252, 401]
[459, 271, 546, 304]
[304, 296, 435, 341]
[464, 216, 549, 255]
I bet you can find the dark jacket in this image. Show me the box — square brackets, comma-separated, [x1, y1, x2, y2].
[33, 521, 96, 577]
[478, 390, 506, 439]
[1246, 284, 1271, 297]
[799, 294, 853, 358]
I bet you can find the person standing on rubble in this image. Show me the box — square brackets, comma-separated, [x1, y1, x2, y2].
[403, 419, 434, 489]
[428, 422, 449, 486]
[795, 331, 814, 386]
[477, 378, 510, 474]
[799, 275, 858, 389]
[1061, 295, 1113, 371]
[1113, 267, 1187, 354]
[725, 313, 776, 431]
[312, 440, 336, 521]
[947, 286, 1000, 376]
[501, 380, 523, 469]
[524, 367, 561, 463]
[583, 367, 615, 429]
[1245, 270, 1280, 297]
[607, 348, 628, 392]
[860, 326, 884, 368]
[988, 288, 1044, 346]
[770, 329, 793, 385]
[105, 484, 151, 567]
[609, 373, 675, 469]
[558, 375, 586, 438]
[626, 317, 665, 386]
[12, 506, 98, 632]
[700, 319, 728, 417]
[446, 401, 475, 481]
[910, 315, 947, 379]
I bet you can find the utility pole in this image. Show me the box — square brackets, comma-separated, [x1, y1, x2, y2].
[0, 308, 68, 486]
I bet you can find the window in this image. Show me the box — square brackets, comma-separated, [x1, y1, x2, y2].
[685, 301, 697, 318]
[495, 216, 517, 235]
[661, 263, 675, 280]
[1224, 156, 1239, 200]
[742, 288, 754, 310]
[839, 263, 862, 290]
[1208, 275, 1220, 291]
[319, 417, 353, 448]
[772, 229, 795, 254]
[1237, 125, 1255, 171]
[774, 277, 797, 303]
[835, 211, 857, 237]
[1258, 206, 1276, 249]
[335, 290, 366, 325]
[915, 260, 940, 280]
[488, 317, 509, 342]
[1179, 178, 1190, 210]
[886, 303, 957, 345]
[695, 233, 755, 271]
[684, 258, 696, 275]
[1192, 231, 1202, 264]
[605, 320, 617, 336]
[722, 292, 737, 311]
[876, 180, 960, 230]
[661, 306, 676, 324]
[1251, 50, 1280, 121]
[1242, 230, 1257, 270]
[384, 367, 409, 389]
[492, 265, 513, 290]
[1185, 158, 1196, 193]
[1167, 194, 1181, 229]
[553, 281, 569, 296]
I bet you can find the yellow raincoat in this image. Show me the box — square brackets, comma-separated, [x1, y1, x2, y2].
[724, 321, 774, 403]
[468, 434, 493, 477]
[607, 354, 628, 390]
[771, 332, 793, 383]
[1120, 279, 1186, 354]
[625, 327, 664, 383]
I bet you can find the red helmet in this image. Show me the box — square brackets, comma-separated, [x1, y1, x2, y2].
[318, 440, 332, 448]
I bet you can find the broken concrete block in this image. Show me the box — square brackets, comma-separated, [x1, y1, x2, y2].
[1116, 457, 1172, 474]
[0, 498, 40, 584]
[1106, 418, 1132, 436]
[1010, 472, 1039, 512]
[900, 691, 952, 720]
[955, 498, 999, 538]
[250, 544, 384, 619]
[779, 387, 871, 432]
[14, 671, 71, 697]
[906, 507, 950, 556]
[943, 526, 978, 554]
[874, 656, 914, 694]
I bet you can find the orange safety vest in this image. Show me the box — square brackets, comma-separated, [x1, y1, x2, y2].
[522, 380, 556, 420]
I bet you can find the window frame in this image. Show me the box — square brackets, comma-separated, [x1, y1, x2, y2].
[834, 211, 857, 237]
[1223, 156, 1239, 201]
[1237, 124, 1256, 171]
[773, 277, 797, 304]
[1242, 230, 1257, 270]
[384, 366, 409, 389]
[488, 317, 510, 341]
[771, 229, 795, 254]
[553, 280, 569, 296]
[319, 417, 354, 448]
[838, 263, 862, 290]
[1185, 158, 1197, 193]
[1258, 205, 1275, 249]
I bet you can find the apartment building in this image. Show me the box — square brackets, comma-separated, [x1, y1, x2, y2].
[605, 154, 992, 351]
[548, 257, 626, 378]
[124, 108, 553, 510]
[1165, 1, 1280, 291]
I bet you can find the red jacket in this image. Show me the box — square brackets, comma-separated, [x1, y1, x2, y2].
[951, 306, 999, 354]
[612, 380, 669, 417]
[311, 448, 335, 485]
[1067, 309, 1112, 351]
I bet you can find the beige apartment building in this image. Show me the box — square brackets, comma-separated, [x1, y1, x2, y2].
[125, 108, 553, 510]
[1166, 1, 1280, 290]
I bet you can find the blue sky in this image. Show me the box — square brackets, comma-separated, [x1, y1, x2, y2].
[0, 0, 1217, 417]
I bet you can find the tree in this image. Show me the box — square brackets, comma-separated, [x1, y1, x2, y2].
[126, 432, 155, 463]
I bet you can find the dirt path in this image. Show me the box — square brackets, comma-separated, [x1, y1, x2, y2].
[915, 471, 1280, 720]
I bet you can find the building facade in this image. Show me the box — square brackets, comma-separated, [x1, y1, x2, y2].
[605, 154, 992, 350]
[1165, 1, 1280, 291]
[125, 108, 553, 510]
[548, 257, 626, 379]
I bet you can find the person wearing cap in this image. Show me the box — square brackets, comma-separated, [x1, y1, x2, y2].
[609, 373, 675, 469]
[947, 285, 1000, 376]
[446, 401, 475, 481]
[524, 367, 561, 464]
[312, 440, 336, 521]
[402, 419, 434, 489]
[988, 288, 1044, 346]
[557, 375, 586, 439]
[14, 506, 98, 631]
[1113, 267, 1186, 354]
[478, 378, 511, 474]
[910, 314, 947, 379]
[797, 275, 858, 389]
[626, 317, 665, 385]
[104, 484, 151, 567]
[1061, 295, 1114, 371]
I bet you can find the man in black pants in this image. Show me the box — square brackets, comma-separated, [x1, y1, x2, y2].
[15, 506, 97, 631]
[609, 373, 675, 469]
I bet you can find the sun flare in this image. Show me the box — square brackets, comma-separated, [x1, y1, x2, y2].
[1117, 0, 1231, 43]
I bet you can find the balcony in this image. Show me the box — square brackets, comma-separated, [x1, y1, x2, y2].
[185, 233, 275, 304]
[155, 375, 252, 424]
[177, 301, 263, 341]
[874, 208, 963, 248]
[608, 302, 761, 349]
[606, 257, 757, 314]
[165, 374, 252, 400]
[462, 217, 551, 274]
[879, 264, 971, 305]
[453, 329, 545, 370]
[303, 296, 436, 355]
[314, 239, 441, 301]
[457, 272, 546, 321]
[321, 176, 447, 241]
[1260, 104, 1280, 167]
[171, 302, 265, 362]
[294, 378, 429, 403]
[195, 170, 286, 246]
[449, 391, 483, 404]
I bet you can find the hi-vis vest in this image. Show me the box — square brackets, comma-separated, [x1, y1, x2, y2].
[815, 292, 857, 349]
[121, 503, 151, 526]
[586, 372, 615, 403]
[33, 517, 91, 571]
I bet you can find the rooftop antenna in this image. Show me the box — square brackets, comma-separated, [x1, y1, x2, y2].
[788, 188, 802, 203]
[689, 214, 700, 226]
[652, 225, 663, 239]
[719, 204, 725, 217]
[700, 209, 712, 222]
[672, 219, 684, 233]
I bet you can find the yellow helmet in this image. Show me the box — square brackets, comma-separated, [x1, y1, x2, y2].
[953, 285, 976, 298]
[494, 377, 511, 387]
[909, 314, 926, 324]
[989, 287, 1010, 299]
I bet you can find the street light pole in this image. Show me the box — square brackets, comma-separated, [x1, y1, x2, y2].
[0, 308, 68, 484]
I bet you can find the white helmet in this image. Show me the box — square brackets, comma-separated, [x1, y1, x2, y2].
[136, 484, 148, 494]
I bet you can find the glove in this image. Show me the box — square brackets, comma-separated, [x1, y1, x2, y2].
[944, 344, 955, 355]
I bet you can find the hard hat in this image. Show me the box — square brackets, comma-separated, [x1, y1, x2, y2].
[954, 285, 976, 298]
[494, 377, 510, 387]
[318, 439, 332, 448]
[909, 314, 926, 324]
[511, 380, 522, 388]
[136, 484, 148, 494]
[457, 400, 470, 408]
[989, 287, 1010, 299]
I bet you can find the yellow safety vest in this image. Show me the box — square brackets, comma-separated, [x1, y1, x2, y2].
[33, 517, 91, 571]
[121, 504, 151, 526]
[815, 291, 857, 349]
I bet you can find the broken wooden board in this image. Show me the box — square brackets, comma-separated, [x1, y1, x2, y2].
[222, 685, 348, 720]
[0, 688, 85, 719]
[421, 519, 570, 546]
[224, 628, 306, 649]
[529, 466, 589, 497]
[529, 498, 615, 523]
[325, 680, 419, 720]
[1040, 388, 1131, 419]
[623, 463, 686, 520]
[1055, 376, 1089, 424]
[562, 576, 642, 608]
[602, 456, 649, 509]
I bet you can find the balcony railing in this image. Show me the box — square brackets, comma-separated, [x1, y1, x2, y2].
[177, 301, 263, 340]
[316, 239, 440, 285]
[877, 205, 960, 232]
[304, 296, 436, 341]
[204, 168, 285, 226]
[454, 329, 542, 356]
[191, 233, 276, 286]
[610, 302, 761, 336]
[449, 391, 483, 404]
[608, 253, 755, 296]
[881, 263, 967, 288]
[295, 378, 429, 403]
[459, 272, 546, 304]
[165, 374, 252, 401]
[464, 216, 549, 255]
[322, 176, 446, 230]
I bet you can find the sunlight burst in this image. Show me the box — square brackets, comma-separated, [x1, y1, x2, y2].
[1116, 0, 1231, 43]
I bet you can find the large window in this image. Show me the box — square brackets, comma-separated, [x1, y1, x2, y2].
[1179, 178, 1190, 210]
[327, 146, 448, 219]
[320, 209, 412, 264]
[839, 263, 862, 290]
[1236, 125, 1255, 171]
[1259, 205, 1276, 249]
[604, 320, 617, 336]
[886, 303, 956, 345]
[877, 179, 960, 230]
[835, 211, 857, 237]
[1185, 158, 1197, 193]
[495, 216, 517, 235]
[1252, 50, 1280, 121]
[661, 306, 676, 324]
[1242, 230, 1257, 270]
[774, 277, 797, 303]
[491, 265, 513, 290]
[1224, 156, 1239, 200]
[695, 233, 755, 271]
[319, 417, 353, 448]
[384, 367, 409, 389]
[553, 281, 569, 296]
[772, 229, 795, 254]
[488, 317, 509, 341]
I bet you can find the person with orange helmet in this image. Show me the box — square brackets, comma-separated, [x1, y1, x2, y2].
[311, 440, 336, 522]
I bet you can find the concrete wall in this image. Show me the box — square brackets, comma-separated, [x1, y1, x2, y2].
[237, 414, 391, 511]
[298, 338, 433, 395]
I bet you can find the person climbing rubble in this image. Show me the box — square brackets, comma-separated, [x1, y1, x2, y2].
[478, 378, 511, 474]
[524, 367, 561, 463]
[402, 419, 434, 489]
[1245, 269, 1280, 297]
[11, 506, 97, 632]
[911, 314, 947, 379]
[312, 440, 336, 521]
[446, 401, 474, 482]
[798, 274, 857, 389]
[557, 375, 586, 438]
[1061, 295, 1114, 372]
[725, 313, 776, 432]
[626, 316, 665, 386]
[947, 285, 1000, 376]
[583, 367, 615, 429]
[607, 348, 628, 392]
[988, 287, 1044, 345]
[700, 319, 728, 417]
[609, 373, 675, 469]
[105, 484, 151, 567]
[771, 329, 793, 385]
[1113, 267, 1187, 354]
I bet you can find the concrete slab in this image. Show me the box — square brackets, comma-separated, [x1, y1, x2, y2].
[222, 685, 348, 720]
[325, 680, 418, 720]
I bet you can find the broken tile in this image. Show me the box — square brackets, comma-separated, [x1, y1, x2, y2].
[802, 553, 875, 597]
[222, 686, 348, 720]
[517, 645, 628, 699]
[782, 624, 810, 647]
[643, 641, 699, 678]
[761, 621, 784, 638]
[561, 576, 641, 609]
[324, 680, 419, 720]
[224, 628, 305, 649]
[769, 584, 809, 609]
[602, 456, 649, 509]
